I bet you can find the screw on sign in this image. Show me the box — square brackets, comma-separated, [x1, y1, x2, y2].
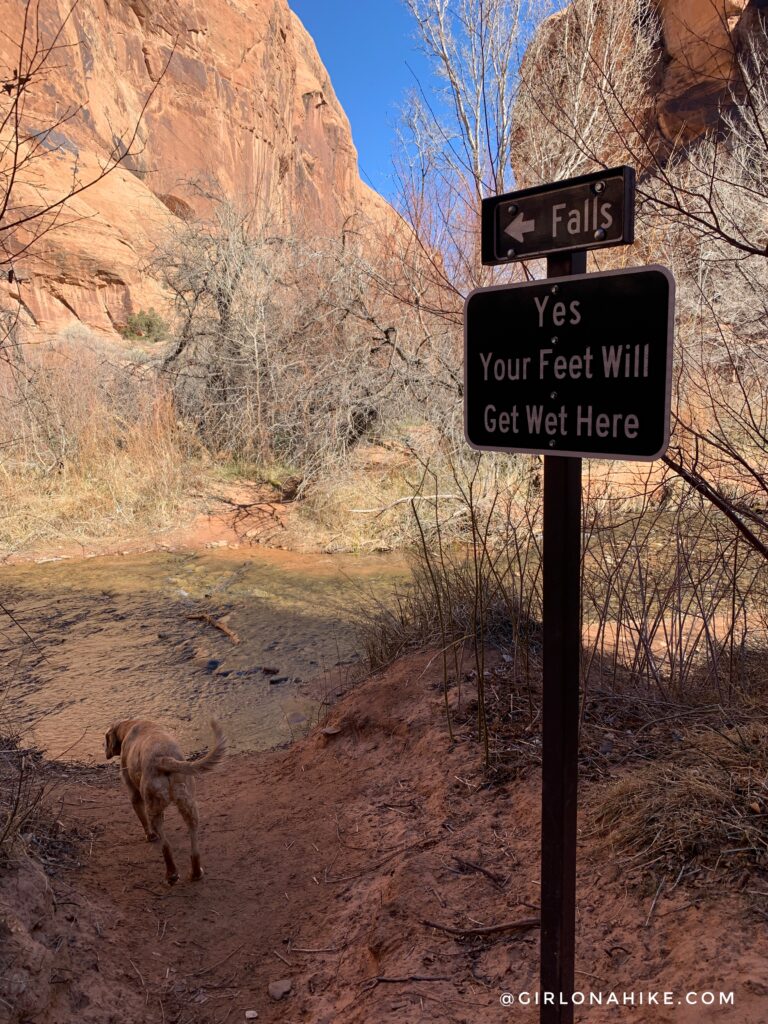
[467, 167, 675, 1024]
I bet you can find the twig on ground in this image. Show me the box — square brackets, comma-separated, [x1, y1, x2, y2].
[289, 945, 341, 954]
[129, 958, 146, 989]
[451, 855, 505, 887]
[361, 974, 451, 991]
[645, 879, 665, 927]
[421, 916, 540, 937]
[325, 835, 440, 882]
[188, 944, 244, 978]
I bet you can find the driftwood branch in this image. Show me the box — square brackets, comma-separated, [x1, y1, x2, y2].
[185, 612, 240, 645]
[348, 494, 462, 514]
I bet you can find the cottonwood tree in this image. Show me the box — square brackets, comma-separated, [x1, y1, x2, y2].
[513, 0, 661, 185]
[397, 0, 552, 296]
[397, 0, 659, 295]
[400, 0, 768, 562]
[388, 0, 662, 487]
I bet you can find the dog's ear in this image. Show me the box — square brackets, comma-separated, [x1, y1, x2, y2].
[104, 725, 121, 759]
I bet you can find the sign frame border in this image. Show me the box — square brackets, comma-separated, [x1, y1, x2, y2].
[481, 165, 636, 266]
[463, 264, 676, 462]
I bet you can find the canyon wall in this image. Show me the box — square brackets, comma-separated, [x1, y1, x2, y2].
[657, 0, 759, 140]
[0, 0, 391, 337]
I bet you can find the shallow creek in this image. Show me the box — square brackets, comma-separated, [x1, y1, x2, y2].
[0, 547, 409, 761]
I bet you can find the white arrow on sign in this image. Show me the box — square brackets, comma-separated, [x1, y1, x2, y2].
[504, 210, 536, 243]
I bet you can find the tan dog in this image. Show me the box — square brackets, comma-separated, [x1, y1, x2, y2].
[105, 718, 225, 885]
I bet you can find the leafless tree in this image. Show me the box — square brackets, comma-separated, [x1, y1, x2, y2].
[513, 0, 662, 185]
[401, 0, 768, 561]
[156, 192, 469, 480]
[397, 0, 557, 296]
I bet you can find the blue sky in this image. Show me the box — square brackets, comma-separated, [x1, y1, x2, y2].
[290, 0, 432, 199]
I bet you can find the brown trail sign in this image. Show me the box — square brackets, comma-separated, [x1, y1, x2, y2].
[481, 166, 635, 265]
[467, 168, 674, 1024]
[464, 266, 675, 460]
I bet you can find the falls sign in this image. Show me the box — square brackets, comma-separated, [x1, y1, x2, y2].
[481, 166, 635, 263]
[464, 265, 674, 460]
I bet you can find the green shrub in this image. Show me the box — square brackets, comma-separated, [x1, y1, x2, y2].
[121, 308, 168, 343]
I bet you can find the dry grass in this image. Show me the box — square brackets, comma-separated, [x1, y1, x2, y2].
[593, 722, 768, 882]
[0, 337, 205, 552]
[290, 458, 420, 552]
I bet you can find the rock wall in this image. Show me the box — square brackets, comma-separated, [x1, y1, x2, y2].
[657, 0, 755, 140]
[513, 0, 760, 181]
[0, 0, 392, 337]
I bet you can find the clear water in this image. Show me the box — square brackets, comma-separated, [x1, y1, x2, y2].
[0, 547, 408, 762]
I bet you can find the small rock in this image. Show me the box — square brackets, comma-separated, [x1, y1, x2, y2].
[287, 712, 307, 725]
[206, 659, 221, 672]
[268, 978, 292, 1000]
[749, 801, 761, 814]
[261, 666, 280, 675]
[245, 1011, 259, 1020]
[321, 725, 342, 736]
[269, 676, 289, 685]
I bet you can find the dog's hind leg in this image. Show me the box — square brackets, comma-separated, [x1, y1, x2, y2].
[148, 809, 179, 886]
[122, 769, 156, 842]
[177, 792, 203, 881]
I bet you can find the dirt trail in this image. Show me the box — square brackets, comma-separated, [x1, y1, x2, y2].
[11, 653, 768, 1024]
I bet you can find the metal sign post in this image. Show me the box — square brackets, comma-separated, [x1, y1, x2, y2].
[466, 167, 674, 1024]
[540, 250, 585, 1024]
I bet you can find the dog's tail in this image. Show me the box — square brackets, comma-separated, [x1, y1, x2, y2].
[156, 720, 226, 775]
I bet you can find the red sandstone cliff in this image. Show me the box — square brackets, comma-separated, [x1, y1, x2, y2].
[513, 0, 759, 187]
[0, 0, 392, 337]
[655, 0, 758, 140]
